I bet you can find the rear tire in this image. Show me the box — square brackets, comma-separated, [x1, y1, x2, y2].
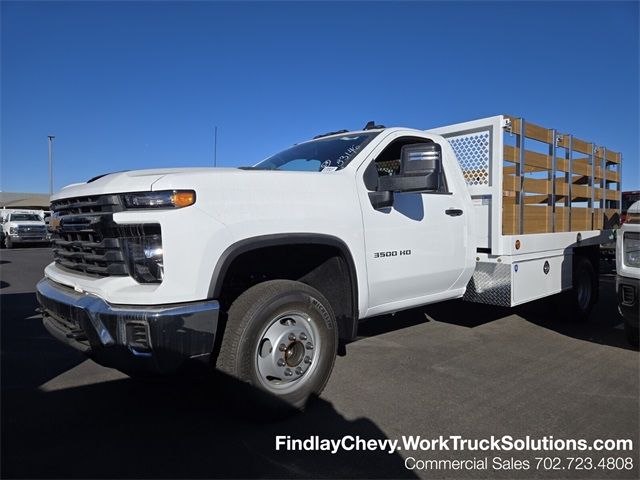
[216, 280, 338, 411]
[555, 256, 596, 321]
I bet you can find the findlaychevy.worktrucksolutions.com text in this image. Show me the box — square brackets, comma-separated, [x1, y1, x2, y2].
[275, 435, 633, 455]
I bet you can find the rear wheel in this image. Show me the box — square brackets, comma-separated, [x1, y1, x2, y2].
[556, 256, 596, 321]
[216, 280, 338, 410]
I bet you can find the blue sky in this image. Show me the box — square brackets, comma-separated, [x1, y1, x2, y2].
[2, 1, 638, 193]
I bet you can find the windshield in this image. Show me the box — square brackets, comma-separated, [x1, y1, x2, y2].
[10, 214, 42, 222]
[251, 132, 379, 172]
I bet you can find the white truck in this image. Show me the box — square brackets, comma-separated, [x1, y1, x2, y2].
[0, 209, 50, 249]
[36, 115, 622, 408]
[616, 201, 639, 346]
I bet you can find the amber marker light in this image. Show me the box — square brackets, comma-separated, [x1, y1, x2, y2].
[172, 191, 196, 208]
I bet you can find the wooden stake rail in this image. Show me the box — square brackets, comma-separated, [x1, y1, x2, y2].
[502, 115, 621, 235]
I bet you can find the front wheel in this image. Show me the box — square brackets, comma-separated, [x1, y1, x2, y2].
[216, 280, 338, 410]
[4, 236, 12, 249]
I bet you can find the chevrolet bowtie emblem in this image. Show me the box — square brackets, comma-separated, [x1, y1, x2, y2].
[49, 213, 61, 231]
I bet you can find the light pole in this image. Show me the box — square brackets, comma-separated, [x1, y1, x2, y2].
[214, 126, 218, 167]
[47, 135, 55, 195]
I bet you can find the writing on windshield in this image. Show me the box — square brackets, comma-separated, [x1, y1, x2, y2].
[252, 132, 379, 172]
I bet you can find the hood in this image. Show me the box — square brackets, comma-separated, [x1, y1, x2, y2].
[51, 168, 219, 201]
[52, 167, 356, 226]
[151, 167, 349, 197]
[150, 167, 355, 226]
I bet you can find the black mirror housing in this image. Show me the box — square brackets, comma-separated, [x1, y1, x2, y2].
[378, 143, 443, 193]
[378, 173, 439, 193]
[400, 143, 442, 176]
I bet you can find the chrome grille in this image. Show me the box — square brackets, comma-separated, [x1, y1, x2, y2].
[17, 225, 47, 236]
[51, 194, 128, 277]
[51, 194, 123, 217]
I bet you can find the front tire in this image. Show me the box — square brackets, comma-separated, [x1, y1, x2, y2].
[216, 280, 338, 410]
[4, 236, 12, 249]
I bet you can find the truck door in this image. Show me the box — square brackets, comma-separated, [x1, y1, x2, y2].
[357, 133, 469, 313]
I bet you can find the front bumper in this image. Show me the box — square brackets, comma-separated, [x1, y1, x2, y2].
[36, 277, 219, 374]
[616, 275, 639, 327]
[10, 235, 49, 243]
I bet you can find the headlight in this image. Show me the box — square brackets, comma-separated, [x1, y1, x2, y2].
[122, 226, 164, 283]
[624, 232, 640, 267]
[122, 190, 195, 209]
[9, 227, 17, 235]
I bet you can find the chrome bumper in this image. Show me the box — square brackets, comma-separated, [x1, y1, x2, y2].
[36, 277, 220, 374]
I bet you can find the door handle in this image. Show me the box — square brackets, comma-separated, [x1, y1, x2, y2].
[445, 208, 463, 217]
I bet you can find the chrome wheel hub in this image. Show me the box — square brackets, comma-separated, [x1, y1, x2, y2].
[255, 312, 318, 390]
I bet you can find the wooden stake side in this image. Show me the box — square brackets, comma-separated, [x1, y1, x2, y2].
[501, 116, 621, 235]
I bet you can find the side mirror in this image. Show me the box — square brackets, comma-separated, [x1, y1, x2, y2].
[378, 143, 442, 193]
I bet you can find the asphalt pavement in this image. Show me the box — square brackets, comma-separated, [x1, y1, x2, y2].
[1, 247, 638, 479]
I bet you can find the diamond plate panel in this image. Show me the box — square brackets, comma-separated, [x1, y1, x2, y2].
[447, 131, 490, 186]
[463, 262, 511, 307]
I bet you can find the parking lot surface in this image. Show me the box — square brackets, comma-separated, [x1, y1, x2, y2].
[1, 247, 638, 479]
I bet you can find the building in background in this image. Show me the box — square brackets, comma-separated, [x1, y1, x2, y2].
[0, 192, 50, 210]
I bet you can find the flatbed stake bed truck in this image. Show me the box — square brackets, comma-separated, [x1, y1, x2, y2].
[37, 115, 622, 408]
